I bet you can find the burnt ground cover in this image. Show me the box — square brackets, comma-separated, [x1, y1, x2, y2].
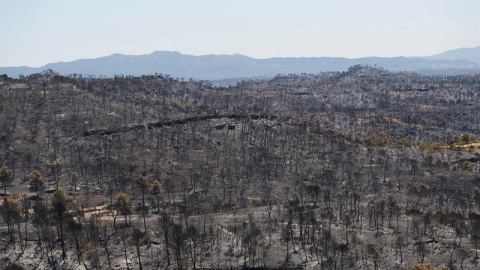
[0, 67, 479, 269]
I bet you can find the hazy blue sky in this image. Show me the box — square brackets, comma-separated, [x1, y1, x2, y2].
[1, 0, 479, 67]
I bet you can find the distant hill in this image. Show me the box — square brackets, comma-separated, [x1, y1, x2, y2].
[424, 46, 480, 65]
[1, 48, 480, 80]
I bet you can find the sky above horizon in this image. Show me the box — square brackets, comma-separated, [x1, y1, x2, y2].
[0, 0, 479, 67]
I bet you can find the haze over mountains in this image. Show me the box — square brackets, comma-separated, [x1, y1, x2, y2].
[1, 46, 479, 80]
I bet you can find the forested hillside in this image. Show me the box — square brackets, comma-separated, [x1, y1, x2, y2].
[0, 67, 479, 269]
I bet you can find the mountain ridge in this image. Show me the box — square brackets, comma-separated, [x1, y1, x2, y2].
[1, 47, 479, 80]
[424, 46, 480, 64]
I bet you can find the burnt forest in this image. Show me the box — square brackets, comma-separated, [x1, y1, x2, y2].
[1, 65, 480, 270]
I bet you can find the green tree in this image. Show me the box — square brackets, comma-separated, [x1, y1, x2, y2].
[150, 179, 163, 213]
[29, 170, 45, 196]
[115, 192, 132, 227]
[461, 133, 471, 144]
[0, 164, 12, 195]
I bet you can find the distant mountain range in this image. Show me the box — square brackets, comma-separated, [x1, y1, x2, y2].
[1, 46, 480, 80]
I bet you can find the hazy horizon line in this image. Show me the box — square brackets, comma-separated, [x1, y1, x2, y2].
[3, 45, 479, 69]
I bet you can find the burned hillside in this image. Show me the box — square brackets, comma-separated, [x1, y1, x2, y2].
[0, 67, 479, 269]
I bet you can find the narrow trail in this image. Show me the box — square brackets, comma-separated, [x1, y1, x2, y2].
[83, 113, 278, 137]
